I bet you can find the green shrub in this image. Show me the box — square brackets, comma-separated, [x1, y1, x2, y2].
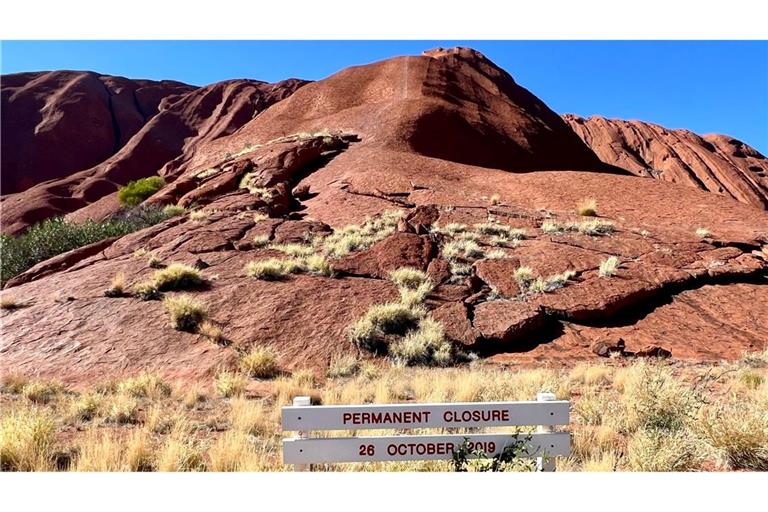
[0, 206, 174, 286]
[117, 176, 165, 207]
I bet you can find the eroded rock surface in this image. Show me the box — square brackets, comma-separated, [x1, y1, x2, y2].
[1, 48, 766, 384]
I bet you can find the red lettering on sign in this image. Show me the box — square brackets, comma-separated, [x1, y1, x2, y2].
[442, 409, 510, 424]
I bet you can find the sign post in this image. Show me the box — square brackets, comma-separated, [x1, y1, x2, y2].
[282, 395, 570, 471]
[535, 391, 557, 472]
[291, 396, 312, 472]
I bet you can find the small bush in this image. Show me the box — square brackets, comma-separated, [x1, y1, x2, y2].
[473, 222, 526, 241]
[348, 302, 426, 353]
[189, 210, 211, 222]
[163, 295, 207, 332]
[117, 373, 172, 399]
[214, 371, 248, 398]
[327, 354, 360, 378]
[303, 254, 334, 277]
[68, 393, 103, 422]
[432, 223, 468, 235]
[105, 395, 140, 424]
[485, 250, 510, 260]
[198, 321, 227, 345]
[513, 266, 535, 289]
[489, 194, 501, 206]
[579, 220, 615, 236]
[22, 381, 65, 404]
[133, 281, 161, 301]
[270, 243, 315, 258]
[443, 239, 484, 261]
[541, 220, 576, 234]
[117, 176, 165, 207]
[104, 272, 127, 297]
[1, 375, 29, 394]
[627, 429, 705, 471]
[390, 267, 431, 290]
[0, 408, 56, 471]
[252, 235, 270, 248]
[147, 253, 163, 269]
[398, 281, 434, 307]
[0, 206, 175, 286]
[528, 270, 576, 294]
[696, 403, 768, 470]
[389, 318, 454, 367]
[321, 211, 401, 258]
[245, 258, 291, 280]
[598, 256, 620, 278]
[576, 198, 598, 217]
[696, 227, 712, 239]
[240, 347, 280, 379]
[161, 204, 186, 217]
[0, 295, 21, 310]
[152, 263, 205, 291]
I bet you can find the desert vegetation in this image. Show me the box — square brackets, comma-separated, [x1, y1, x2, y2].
[1, 351, 766, 472]
[576, 198, 598, 217]
[117, 176, 165, 207]
[0, 206, 178, 286]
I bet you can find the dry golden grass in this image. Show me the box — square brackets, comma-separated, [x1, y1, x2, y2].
[327, 353, 360, 378]
[576, 197, 598, 217]
[163, 294, 207, 331]
[118, 373, 172, 399]
[0, 407, 55, 471]
[3, 351, 767, 472]
[104, 272, 127, 297]
[215, 370, 248, 398]
[0, 294, 22, 310]
[198, 320, 226, 345]
[240, 347, 280, 379]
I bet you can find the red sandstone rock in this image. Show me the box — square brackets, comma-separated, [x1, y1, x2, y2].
[472, 301, 544, 342]
[331, 233, 436, 279]
[1, 47, 767, 384]
[564, 114, 768, 209]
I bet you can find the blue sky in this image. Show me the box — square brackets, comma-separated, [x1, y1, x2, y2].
[2, 40, 767, 153]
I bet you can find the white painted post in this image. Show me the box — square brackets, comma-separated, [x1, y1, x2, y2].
[292, 396, 312, 472]
[536, 392, 557, 472]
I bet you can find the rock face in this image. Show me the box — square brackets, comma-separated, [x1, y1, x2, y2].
[1, 47, 767, 384]
[563, 114, 768, 209]
[1, 71, 195, 195]
[1, 76, 307, 235]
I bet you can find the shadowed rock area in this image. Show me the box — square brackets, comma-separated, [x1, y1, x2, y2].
[1, 47, 766, 384]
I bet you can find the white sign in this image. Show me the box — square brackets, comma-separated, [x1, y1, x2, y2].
[283, 432, 570, 464]
[282, 400, 569, 431]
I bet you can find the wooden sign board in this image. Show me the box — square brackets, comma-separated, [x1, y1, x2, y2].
[282, 400, 570, 431]
[283, 432, 570, 464]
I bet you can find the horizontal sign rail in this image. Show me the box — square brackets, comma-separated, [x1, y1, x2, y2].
[282, 400, 569, 431]
[283, 432, 570, 464]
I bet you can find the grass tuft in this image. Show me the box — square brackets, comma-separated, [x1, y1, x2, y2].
[163, 295, 207, 332]
[576, 198, 598, 217]
[240, 347, 280, 379]
[598, 256, 620, 278]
